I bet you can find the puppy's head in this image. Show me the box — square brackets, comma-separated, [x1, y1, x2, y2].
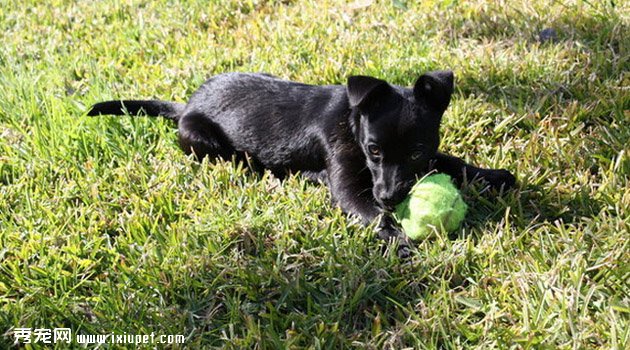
[347, 70, 454, 210]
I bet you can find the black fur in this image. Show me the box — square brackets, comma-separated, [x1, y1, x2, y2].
[88, 71, 516, 257]
[88, 100, 184, 121]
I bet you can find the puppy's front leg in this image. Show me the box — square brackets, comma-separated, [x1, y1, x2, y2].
[433, 152, 516, 190]
[327, 157, 411, 258]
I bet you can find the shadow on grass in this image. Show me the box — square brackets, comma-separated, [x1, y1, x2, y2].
[462, 178, 606, 232]
[520, 183, 605, 224]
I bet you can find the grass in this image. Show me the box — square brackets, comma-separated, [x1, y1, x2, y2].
[0, 0, 628, 348]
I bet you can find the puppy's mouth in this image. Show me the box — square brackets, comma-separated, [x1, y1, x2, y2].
[376, 194, 407, 212]
[378, 199, 403, 212]
[376, 180, 416, 211]
[378, 203, 395, 212]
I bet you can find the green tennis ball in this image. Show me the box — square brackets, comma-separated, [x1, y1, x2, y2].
[394, 173, 468, 241]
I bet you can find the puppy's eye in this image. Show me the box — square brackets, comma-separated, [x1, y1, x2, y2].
[410, 151, 423, 161]
[368, 144, 381, 156]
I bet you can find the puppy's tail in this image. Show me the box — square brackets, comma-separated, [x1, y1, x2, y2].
[87, 100, 185, 122]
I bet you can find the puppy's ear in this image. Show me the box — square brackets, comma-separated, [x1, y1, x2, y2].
[413, 70, 454, 112]
[347, 76, 392, 109]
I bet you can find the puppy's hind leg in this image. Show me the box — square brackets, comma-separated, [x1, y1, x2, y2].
[177, 112, 235, 161]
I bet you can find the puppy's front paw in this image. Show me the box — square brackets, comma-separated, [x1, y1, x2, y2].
[482, 169, 516, 190]
[377, 216, 413, 259]
[396, 242, 411, 259]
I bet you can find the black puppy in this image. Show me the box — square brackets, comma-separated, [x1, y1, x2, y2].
[88, 71, 515, 257]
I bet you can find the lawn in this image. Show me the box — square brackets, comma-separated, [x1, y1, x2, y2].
[0, 0, 628, 348]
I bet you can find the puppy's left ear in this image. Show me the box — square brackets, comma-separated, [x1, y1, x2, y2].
[347, 75, 392, 109]
[413, 70, 454, 112]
